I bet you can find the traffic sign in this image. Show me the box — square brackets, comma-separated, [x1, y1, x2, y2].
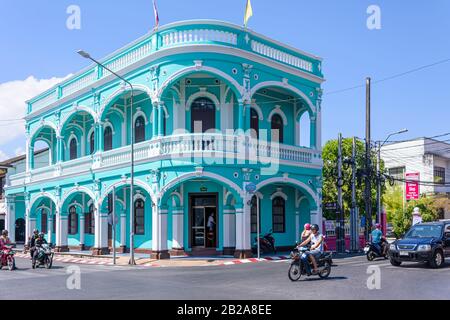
[246, 182, 257, 194]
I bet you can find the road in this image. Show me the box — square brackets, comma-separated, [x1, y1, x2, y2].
[1, 255, 449, 300]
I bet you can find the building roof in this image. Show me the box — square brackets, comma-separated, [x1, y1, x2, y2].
[0, 148, 49, 167]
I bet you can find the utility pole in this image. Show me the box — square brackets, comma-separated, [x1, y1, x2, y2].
[337, 133, 344, 253]
[350, 137, 359, 252]
[376, 141, 382, 226]
[365, 77, 372, 242]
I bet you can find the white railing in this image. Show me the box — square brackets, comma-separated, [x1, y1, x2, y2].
[103, 41, 153, 76]
[30, 90, 57, 111]
[161, 29, 238, 47]
[251, 40, 313, 73]
[9, 135, 321, 186]
[61, 71, 97, 97]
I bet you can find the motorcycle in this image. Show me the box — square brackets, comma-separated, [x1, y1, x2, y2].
[254, 231, 276, 254]
[288, 246, 332, 281]
[32, 244, 54, 269]
[0, 246, 16, 271]
[364, 238, 389, 261]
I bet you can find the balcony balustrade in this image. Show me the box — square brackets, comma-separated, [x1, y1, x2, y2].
[26, 20, 323, 115]
[8, 134, 322, 187]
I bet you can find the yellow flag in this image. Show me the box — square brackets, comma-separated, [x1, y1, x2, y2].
[244, 0, 253, 28]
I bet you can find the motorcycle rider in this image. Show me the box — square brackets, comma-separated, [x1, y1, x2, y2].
[298, 224, 324, 275]
[0, 230, 11, 249]
[301, 224, 312, 242]
[371, 223, 386, 256]
[29, 229, 40, 259]
[32, 232, 48, 266]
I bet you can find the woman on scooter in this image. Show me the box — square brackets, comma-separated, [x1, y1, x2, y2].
[301, 224, 312, 242]
[0, 230, 11, 249]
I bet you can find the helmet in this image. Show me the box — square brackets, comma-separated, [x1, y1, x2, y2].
[304, 224, 311, 231]
[375, 223, 381, 229]
[33, 229, 39, 235]
[1, 230, 8, 236]
[38, 232, 45, 238]
[311, 224, 320, 232]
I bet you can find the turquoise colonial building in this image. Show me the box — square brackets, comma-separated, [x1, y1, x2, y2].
[5, 20, 324, 259]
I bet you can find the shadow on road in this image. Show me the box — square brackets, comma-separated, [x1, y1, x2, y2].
[299, 276, 348, 282]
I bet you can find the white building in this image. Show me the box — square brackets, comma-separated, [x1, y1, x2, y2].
[381, 138, 450, 219]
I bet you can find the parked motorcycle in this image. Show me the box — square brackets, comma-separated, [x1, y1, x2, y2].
[32, 244, 54, 269]
[0, 246, 16, 271]
[288, 246, 332, 281]
[364, 238, 389, 261]
[254, 231, 276, 254]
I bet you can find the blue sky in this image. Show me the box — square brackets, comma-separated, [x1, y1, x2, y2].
[0, 0, 449, 158]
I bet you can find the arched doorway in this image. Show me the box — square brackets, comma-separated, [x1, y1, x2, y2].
[15, 218, 25, 243]
[191, 97, 216, 133]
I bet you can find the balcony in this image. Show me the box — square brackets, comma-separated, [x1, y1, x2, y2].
[8, 134, 322, 188]
[26, 20, 323, 116]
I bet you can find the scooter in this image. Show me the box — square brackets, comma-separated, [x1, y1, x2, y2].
[288, 246, 332, 281]
[364, 238, 389, 261]
[0, 246, 16, 271]
[32, 244, 54, 269]
[254, 231, 276, 254]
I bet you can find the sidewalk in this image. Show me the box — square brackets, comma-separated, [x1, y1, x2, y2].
[13, 245, 365, 268]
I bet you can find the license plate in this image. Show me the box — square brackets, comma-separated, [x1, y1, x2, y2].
[399, 251, 409, 257]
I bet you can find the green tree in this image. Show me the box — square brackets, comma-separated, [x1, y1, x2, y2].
[322, 138, 384, 220]
[384, 185, 410, 237]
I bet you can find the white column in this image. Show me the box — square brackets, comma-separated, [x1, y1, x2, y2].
[295, 209, 300, 243]
[234, 206, 243, 252]
[47, 215, 53, 245]
[5, 197, 15, 243]
[79, 215, 85, 248]
[242, 201, 251, 251]
[151, 205, 169, 259]
[120, 211, 126, 247]
[316, 109, 322, 150]
[25, 205, 31, 242]
[94, 210, 108, 250]
[172, 207, 184, 251]
[56, 210, 68, 251]
[223, 208, 236, 252]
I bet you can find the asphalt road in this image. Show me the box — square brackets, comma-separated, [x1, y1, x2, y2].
[1, 255, 449, 300]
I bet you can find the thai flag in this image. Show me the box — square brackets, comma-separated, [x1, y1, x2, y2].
[153, 0, 160, 30]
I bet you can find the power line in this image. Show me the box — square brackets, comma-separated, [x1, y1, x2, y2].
[325, 57, 450, 96]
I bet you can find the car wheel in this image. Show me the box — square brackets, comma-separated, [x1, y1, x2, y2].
[429, 250, 444, 269]
[390, 258, 402, 267]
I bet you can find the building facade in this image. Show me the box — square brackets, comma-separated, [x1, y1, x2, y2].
[5, 20, 325, 258]
[381, 138, 450, 196]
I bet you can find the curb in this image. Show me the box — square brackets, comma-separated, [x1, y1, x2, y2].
[218, 255, 291, 266]
[14, 253, 116, 266]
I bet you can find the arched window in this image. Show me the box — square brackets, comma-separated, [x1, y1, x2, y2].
[85, 204, 95, 235]
[135, 116, 146, 143]
[68, 206, 78, 235]
[191, 98, 216, 133]
[134, 199, 145, 235]
[272, 197, 285, 233]
[104, 126, 113, 151]
[41, 209, 48, 234]
[250, 195, 261, 234]
[250, 108, 259, 139]
[69, 138, 77, 160]
[299, 112, 311, 148]
[89, 131, 95, 155]
[271, 114, 284, 144]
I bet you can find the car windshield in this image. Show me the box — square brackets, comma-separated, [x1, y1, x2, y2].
[405, 225, 442, 238]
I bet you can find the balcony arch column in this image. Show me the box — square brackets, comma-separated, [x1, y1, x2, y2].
[152, 102, 159, 138]
[158, 102, 165, 137]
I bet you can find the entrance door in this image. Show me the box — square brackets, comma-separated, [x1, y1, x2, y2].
[15, 218, 25, 243]
[190, 195, 218, 249]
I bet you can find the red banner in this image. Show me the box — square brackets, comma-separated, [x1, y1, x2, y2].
[406, 172, 420, 200]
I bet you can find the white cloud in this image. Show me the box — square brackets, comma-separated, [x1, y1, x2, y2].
[0, 150, 8, 162]
[0, 75, 69, 156]
[14, 147, 25, 157]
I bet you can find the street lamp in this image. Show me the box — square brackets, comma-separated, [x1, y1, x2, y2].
[77, 50, 136, 265]
[376, 128, 409, 225]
